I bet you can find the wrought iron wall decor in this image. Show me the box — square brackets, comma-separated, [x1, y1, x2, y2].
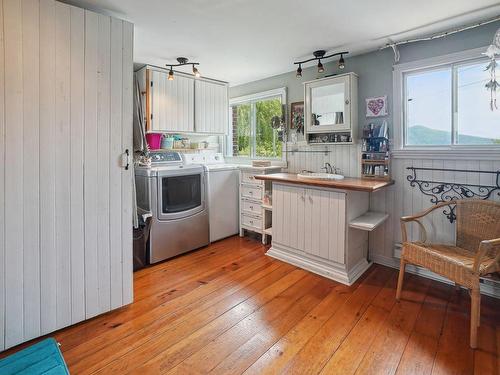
[406, 167, 500, 223]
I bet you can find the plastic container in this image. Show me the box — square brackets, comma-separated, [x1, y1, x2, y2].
[161, 136, 174, 149]
[146, 133, 163, 150]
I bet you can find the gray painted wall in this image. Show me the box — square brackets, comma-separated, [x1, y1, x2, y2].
[230, 20, 500, 139]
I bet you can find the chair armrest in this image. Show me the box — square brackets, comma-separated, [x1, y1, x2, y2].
[473, 238, 500, 274]
[400, 201, 457, 243]
[400, 218, 428, 244]
[401, 200, 457, 222]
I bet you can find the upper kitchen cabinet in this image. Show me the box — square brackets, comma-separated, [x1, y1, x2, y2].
[150, 69, 195, 133]
[304, 72, 358, 145]
[195, 79, 228, 134]
[136, 66, 229, 134]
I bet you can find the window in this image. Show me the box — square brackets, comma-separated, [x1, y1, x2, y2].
[395, 48, 500, 150]
[228, 88, 286, 159]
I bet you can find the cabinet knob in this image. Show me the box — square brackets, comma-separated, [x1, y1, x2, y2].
[345, 99, 350, 105]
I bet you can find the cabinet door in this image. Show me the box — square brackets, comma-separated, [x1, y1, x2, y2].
[273, 184, 305, 251]
[305, 74, 351, 133]
[195, 79, 228, 134]
[304, 188, 346, 263]
[151, 70, 194, 132]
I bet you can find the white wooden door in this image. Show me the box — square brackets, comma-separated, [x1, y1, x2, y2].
[304, 188, 346, 263]
[195, 79, 228, 134]
[273, 184, 305, 252]
[151, 70, 194, 132]
[0, 0, 133, 350]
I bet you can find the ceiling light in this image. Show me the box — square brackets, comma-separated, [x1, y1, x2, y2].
[193, 65, 201, 78]
[166, 57, 201, 79]
[293, 50, 349, 78]
[296, 64, 302, 78]
[317, 60, 324, 73]
[338, 54, 345, 70]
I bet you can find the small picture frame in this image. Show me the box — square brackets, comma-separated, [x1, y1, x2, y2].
[366, 95, 388, 117]
[290, 101, 304, 133]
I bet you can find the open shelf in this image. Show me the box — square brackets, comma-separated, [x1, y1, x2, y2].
[349, 211, 389, 231]
[361, 160, 389, 164]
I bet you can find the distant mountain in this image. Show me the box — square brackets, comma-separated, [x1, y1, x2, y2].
[408, 125, 496, 145]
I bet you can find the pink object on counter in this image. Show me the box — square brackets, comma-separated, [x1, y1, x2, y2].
[146, 133, 163, 150]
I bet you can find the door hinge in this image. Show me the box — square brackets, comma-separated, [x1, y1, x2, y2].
[150, 81, 153, 87]
[150, 113, 153, 120]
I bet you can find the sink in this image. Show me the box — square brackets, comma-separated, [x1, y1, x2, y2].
[297, 172, 344, 180]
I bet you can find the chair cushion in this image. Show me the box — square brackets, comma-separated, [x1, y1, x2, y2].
[402, 242, 497, 288]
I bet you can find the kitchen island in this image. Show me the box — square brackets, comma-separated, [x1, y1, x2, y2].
[254, 173, 394, 285]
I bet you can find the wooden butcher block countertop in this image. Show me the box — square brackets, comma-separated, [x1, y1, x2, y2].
[254, 173, 394, 192]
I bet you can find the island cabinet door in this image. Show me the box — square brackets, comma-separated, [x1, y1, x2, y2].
[303, 188, 346, 263]
[273, 184, 346, 264]
[272, 184, 306, 252]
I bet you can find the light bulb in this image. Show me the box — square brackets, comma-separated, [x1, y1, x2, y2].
[317, 60, 324, 73]
[338, 54, 345, 70]
[168, 68, 174, 81]
[318, 60, 325, 73]
[193, 65, 201, 78]
[296, 65, 302, 78]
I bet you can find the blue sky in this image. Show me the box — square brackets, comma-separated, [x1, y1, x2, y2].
[406, 60, 500, 141]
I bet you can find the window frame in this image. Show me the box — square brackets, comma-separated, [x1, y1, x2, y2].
[393, 46, 500, 159]
[226, 87, 287, 161]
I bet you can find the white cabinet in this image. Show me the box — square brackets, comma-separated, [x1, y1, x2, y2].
[269, 182, 371, 285]
[151, 70, 194, 133]
[304, 72, 358, 144]
[273, 184, 346, 264]
[195, 79, 228, 134]
[239, 166, 281, 244]
[137, 66, 229, 134]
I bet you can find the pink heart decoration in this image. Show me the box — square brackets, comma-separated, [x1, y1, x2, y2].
[368, 99, 384, 115]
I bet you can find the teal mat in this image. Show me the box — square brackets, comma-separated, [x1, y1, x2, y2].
[0, 338, 70, 374]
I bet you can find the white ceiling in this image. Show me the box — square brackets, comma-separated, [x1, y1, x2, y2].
[63, 0, 500, 85]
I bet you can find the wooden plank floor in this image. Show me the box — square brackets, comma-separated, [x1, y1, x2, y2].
[1, 236, 499, 374]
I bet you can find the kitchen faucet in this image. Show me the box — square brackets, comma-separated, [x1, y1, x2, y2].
[321, 162, 341, 175]
[322, 162, 333, 174]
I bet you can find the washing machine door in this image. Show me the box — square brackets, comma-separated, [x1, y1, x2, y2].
[156, 166, 206, 221]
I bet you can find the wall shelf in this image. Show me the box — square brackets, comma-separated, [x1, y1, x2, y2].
[349, 211, 389, 231]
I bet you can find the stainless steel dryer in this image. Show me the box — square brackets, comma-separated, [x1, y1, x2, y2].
[135, 151, 209, 263]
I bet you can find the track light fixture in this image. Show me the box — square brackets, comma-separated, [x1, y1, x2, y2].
[166, 57, 201, 80]
[294, 50, 348, 78]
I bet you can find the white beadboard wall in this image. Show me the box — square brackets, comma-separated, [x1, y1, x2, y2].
[285, 142, 362, 178]
[0, 0, 134, 350]
[368, 157, 500, 260]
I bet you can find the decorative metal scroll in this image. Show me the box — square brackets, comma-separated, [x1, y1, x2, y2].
[406, 167, 500, 223]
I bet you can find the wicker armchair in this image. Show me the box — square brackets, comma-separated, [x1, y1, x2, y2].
[396, 199, 500, 349]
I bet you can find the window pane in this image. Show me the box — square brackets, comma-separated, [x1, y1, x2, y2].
[456, 61, 500, 144]
[231, 103, 251, 157]
[405, 68, 452, 145]
[255, 98, 283, 158]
